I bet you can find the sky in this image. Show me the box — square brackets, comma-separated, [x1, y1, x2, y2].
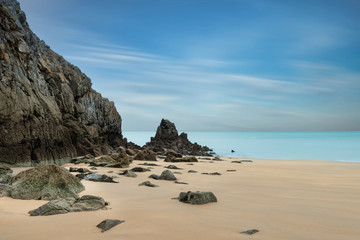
[18, 0, 360, 131]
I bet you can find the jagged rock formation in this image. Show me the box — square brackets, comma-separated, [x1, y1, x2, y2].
[145, 119, 213, 156]
[0, 0, 123, 165]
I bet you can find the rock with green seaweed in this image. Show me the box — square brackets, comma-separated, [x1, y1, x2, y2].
[11, 164, 85, 200]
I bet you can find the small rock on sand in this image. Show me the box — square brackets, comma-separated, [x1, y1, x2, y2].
[148, 174, 160, 180]
[174, 181, 188, 185]
[83, 173, 117, 183]
[202, 172, 221, 175]
[188, 170, 197, 173]
[131, 167, 151, 172]
[165, 165, 182, 170]
[159, 170, 177, 181]
[232, 160, 253, 163]
[123, 170, 137, 178]
[241, 160, 253, 163]
[138, 181, 158, 187]
[241, 229, 259, 235]
[149, 170, 177, 181]
[178, 191, 217, 204]
[97, 219, 125, 233]
[138, 163, 160, 166]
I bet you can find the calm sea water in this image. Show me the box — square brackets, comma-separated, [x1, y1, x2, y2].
[123, 131, 360, 162]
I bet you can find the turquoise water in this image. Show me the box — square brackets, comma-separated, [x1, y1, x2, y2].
[123, 131, 360, 162]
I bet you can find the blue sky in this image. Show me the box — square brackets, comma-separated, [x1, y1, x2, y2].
[18, 0, 360, 131]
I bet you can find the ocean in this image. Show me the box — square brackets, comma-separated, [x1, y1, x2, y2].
[123, 131, 360, 162]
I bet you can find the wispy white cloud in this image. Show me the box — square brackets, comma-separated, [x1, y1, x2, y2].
[66, 42, 346, 98]
[287, 23, 352, 54]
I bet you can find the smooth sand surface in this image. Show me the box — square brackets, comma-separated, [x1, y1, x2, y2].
[1, 158, 360, 240]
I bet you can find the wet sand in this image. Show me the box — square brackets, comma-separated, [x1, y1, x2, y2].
[1, 158, 360, 240]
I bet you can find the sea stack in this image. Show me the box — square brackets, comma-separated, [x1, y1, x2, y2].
[0, 0, 123, 166]
[145, 119, 213, 156]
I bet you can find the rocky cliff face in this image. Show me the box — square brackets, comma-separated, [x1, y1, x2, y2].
[0, 0, 123, 165]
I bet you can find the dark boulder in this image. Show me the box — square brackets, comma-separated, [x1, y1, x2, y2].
[159, 170, 177, 181]
[29, 198, 76, 216]
[97, 219, 125, 233]
[178, 191, 217, 204]
[148, 174, 160, 180]
[130, 167, 151, 172]
[71, 195, 108, 212]
[28, 195, 107, 216]
[11, 164, 84, 200]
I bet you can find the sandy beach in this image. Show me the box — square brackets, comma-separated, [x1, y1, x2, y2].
[1, 158, 360, 240]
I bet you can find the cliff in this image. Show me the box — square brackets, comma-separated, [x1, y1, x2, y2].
[0, 0, 123, 165]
